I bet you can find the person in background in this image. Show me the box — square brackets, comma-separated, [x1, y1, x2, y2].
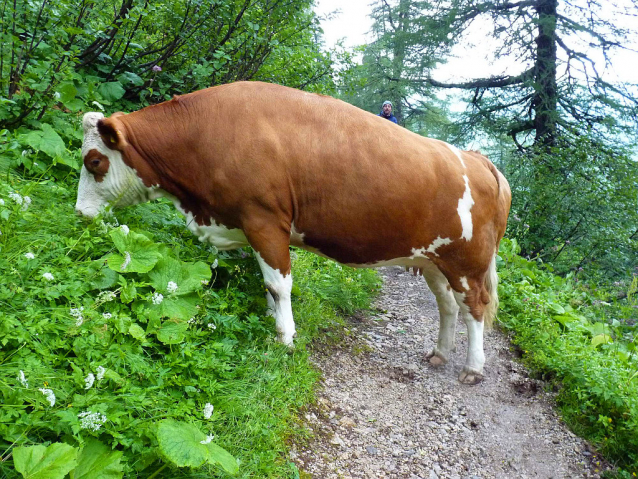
[378, 100, 398, 124]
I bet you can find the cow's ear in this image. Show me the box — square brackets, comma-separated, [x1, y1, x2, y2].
[97, 116, 127, 150]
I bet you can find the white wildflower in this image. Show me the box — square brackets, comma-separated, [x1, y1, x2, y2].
[21, 196, 31, 211]
[78, 411, 107, 431]
[203, 403, 214, 419]
[75, 316, 84, 326]
[152, 292, 164, 305]
[201, 279, 208, 285]
[39, 388, 56, 407]
[121, 251, 131, 271]
[207, 323, 216, 331]
[53, 91, 61, 100]
[200, 435, 215, 444]
[102, 312, 112, 319]
[70, 307, 84, 318]
[188, 318, 196, 324]
[167, 281, 178, 294]
[42, 272, 54, 281]
[96, 366, 106, 381]
[24, 252, 35, 260]
[17, 370, 28, 388]
[0, 198, 4, 205]
[211, 259, 218, 269]
[85, 373, 95, 390]
[97, 290, 116, 302]
[120, 225, 129, 235]
[9, 192, 23, 205]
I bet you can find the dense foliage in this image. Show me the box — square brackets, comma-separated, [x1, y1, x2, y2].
[498, 238, 638, 474]
[0, 176, 381, 478]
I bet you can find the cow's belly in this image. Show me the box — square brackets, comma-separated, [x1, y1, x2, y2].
[178, 208, 249, 250]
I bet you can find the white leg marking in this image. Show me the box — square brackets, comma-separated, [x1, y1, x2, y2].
[464, 315, 485, 373]
[422, 265, 459, 362]
[254, 252, 296, 346]
[457, 175, 474, 241]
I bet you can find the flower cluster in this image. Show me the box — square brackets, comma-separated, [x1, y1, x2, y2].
[17, 370, 28, 388]
[39, 388, 56, 407]
[24, 252, 35, 260]
[200, 435, 215, 445]
[9, 192, 31, 211]
[120, 224, 129, 235]
[85, 373, 95, 390]
[152, 292, 164, 305]
[208, 323, 216, 331]
[203, 403, 214, 419]
[78, 411, 108, 431]
[42, 272, 54, 281]
[167, 281, 178, 294]
[102, 312, 112, 319]
[97, 290, 117, 302]
[70, 307, 84, 326]
[97, 366, 106, 381]
[211, 259, 219, 269]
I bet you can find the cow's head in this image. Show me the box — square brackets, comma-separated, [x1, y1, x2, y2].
[75, 112, 153, 218]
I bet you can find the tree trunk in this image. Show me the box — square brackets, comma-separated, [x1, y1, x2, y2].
[532, 0, 559, 147]
[390, 0, 410, 124]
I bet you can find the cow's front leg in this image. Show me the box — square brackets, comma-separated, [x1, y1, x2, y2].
[245, 223, 296, 346]
[459, 312, 485, 384]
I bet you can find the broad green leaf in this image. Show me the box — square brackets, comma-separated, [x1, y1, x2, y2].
[206, 443, 238, 475]
[21, 124, 66, 159]
[584, 322, 609, 336]
[14, 443, 78, 479]
[591, 334, 612, 347]
[152, 294, 199, 320]
[548, 303, 565, 314]
[156, 321, 188, 344]
[97, 82, 125, 102]
[128, 323, 146, 340]
[156, 420, 209, 468]
[117, 72, 144, 87]
[106, 229, 161, 273]
[70, 439, 123, 479]
[57, 82, 77, 103]
[147, 257, 211, 295]
[120, 282, 137, 303]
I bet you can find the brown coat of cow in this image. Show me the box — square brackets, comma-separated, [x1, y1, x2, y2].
[77, 81, 511, 383]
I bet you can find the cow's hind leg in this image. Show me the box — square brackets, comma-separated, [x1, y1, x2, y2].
[421, 264, 459, 366]
[451, 289, 486, 385]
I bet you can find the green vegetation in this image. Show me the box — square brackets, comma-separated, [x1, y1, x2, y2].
[0, 176, 380, 478]
[1, 0, 636, 476]
[498, 238, 638, 475]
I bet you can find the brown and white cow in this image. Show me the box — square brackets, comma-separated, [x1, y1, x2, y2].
[75, 81, 511, 384]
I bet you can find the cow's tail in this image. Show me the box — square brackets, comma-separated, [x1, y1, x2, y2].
[483, 252, 499, 329]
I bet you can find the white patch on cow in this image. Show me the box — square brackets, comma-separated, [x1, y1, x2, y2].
[290, 223, 305, 246]
[445, 142, 466, 169]
[75, 112, 162, 217]
[254, 252, 296, 345]
[171, 203, 249, 250]
[457, 175, 474, 241]
[460, 276, 470, 291]
[421, 264, 459, 360]
[411, 236, 452, 258]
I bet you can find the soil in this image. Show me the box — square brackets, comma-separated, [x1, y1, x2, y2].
[292, 267, 611, 479]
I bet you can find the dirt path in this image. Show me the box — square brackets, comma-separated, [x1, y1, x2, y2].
[292, 267, 610, 479]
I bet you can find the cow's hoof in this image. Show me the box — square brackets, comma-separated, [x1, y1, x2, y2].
[425, 350, 447, 367]
[459, 368, 484, 385]
[277, 332, 297, 348]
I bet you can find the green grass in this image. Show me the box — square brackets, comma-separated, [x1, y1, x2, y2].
[0, 172, 380, 478]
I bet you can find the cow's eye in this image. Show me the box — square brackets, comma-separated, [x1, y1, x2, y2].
[91, 158, 101, 168]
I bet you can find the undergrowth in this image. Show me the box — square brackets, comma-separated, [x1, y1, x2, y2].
[0, 173, 380, 478]
[498, 238, 638, 476]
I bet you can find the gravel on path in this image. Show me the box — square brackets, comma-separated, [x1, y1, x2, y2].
[293, 267, 610, 479]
